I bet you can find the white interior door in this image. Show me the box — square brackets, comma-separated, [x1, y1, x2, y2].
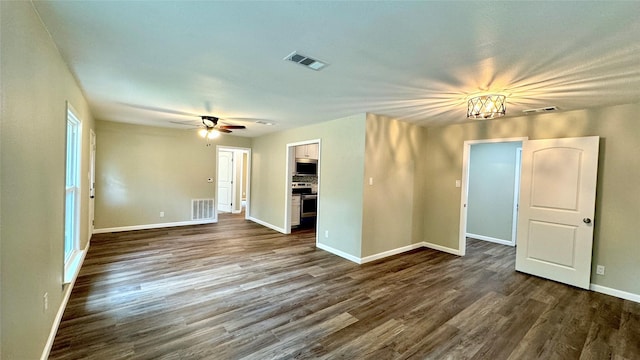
[217, 151, 233, 213]
[88, 130, 96, 236]
[515, 136, 599, 289]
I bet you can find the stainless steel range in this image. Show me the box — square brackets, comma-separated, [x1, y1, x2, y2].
[292, 182, 317, 219]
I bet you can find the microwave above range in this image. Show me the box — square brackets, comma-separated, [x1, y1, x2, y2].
[295, 158, 318, 176]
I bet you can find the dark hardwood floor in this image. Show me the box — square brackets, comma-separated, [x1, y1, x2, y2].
[50, 213, 640, 359]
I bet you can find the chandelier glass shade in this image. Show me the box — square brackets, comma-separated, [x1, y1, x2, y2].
[467, 94, 506, 119]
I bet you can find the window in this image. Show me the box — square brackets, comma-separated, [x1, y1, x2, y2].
[64, 104, 81, 283]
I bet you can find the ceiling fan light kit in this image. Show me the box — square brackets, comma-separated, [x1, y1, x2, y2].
[467, 94, 506, 119]
[199, 127, 220, 139]
[196, 115, 246, 139]
[201, 116, 217, 128]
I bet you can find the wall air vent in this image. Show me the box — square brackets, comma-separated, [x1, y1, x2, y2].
[284, 51, 328, 71]
[523, 106, 559, 114]
[192, 199, 214, 220]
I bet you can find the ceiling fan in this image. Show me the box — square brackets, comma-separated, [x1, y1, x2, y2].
[118, 102, 265, 137]
[194, 116, 245, 139]
[200, 116, 245, 133]
[168, 115, 246, 139]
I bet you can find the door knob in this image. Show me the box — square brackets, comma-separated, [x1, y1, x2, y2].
[583, 218, 592, 224]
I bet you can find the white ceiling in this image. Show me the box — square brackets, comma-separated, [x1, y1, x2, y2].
[33, 1, 640, 137]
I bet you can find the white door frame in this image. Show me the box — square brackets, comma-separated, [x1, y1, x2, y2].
[215, 146, 252, 221]
[216, 150, 234, 213]
[88, 129, 96, 238]
[285, 139, 321, 235]
[511, 148, 523, 245]
[458, 137, 528, 256]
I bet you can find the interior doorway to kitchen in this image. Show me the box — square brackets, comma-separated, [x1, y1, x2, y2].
[285, 140, 321, 239]
[216, 146, 251, 219]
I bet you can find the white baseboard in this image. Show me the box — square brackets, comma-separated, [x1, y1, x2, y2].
[422, 241, 462, 256]
[316, 242, 362, 264]
[41, 240, 90, 360]
[315, 241, 462, 265]
[93, 219, 216, 234]
[590, 284, 640, 303]
[466, 233, 515, 246]
[360, 243, 424, 264]
[39, 224, 639, 360]
[318, 240, 640, 305]
[247, 216, 286, 234]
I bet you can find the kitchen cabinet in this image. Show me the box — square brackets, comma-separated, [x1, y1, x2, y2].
[295, 144, 318, 160]
[290, 150, 296, 176]
[291, 194, 301, 226]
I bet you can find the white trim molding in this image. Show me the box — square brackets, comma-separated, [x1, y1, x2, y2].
[590, 284, 640, 303]
[317, 240, 640, 305]
[316, 242, 461, 265]
[94, 219, 216, 234]
[360, 243, 424, 264]
[316, 242, 361, 264]
[466, 233, 515, 247]
[41, 240, 90, 360]
[458, 137, 528, 257]
[247, 216, 287, 234]
[421, 241, 463, 256]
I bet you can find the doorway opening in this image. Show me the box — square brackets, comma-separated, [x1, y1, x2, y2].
[285, 140, 321, 238]
[215, 146, 251, 220]
[459, 137, 526, 256]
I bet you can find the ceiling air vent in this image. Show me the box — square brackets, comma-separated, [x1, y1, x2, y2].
[255, 120, 275, 126]
[523, 106, 559, 114]
[284, 51, 328, 71]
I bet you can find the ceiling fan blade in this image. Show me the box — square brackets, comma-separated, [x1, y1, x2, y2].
[218, 125, 246, 130]
[169, 120, 199, 127]
[120, 103, 199, 117]
[216, 128, 233, 134]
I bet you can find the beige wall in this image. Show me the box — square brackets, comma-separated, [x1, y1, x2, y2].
[0, 2, 96, 358]
[362, 114, 427, 257]
[422, 103, 640, 294]
[250, 114, 366, 257]
[95, 120, 251, 229]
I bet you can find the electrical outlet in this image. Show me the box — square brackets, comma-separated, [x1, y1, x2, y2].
[160, 211, 165, 217]
[596, 265, 605, 275]
[325, 230, 329, 238]
[43, 292, 48, 311]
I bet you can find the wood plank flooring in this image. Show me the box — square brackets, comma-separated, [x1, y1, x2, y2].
[50, 214, 640, 359]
